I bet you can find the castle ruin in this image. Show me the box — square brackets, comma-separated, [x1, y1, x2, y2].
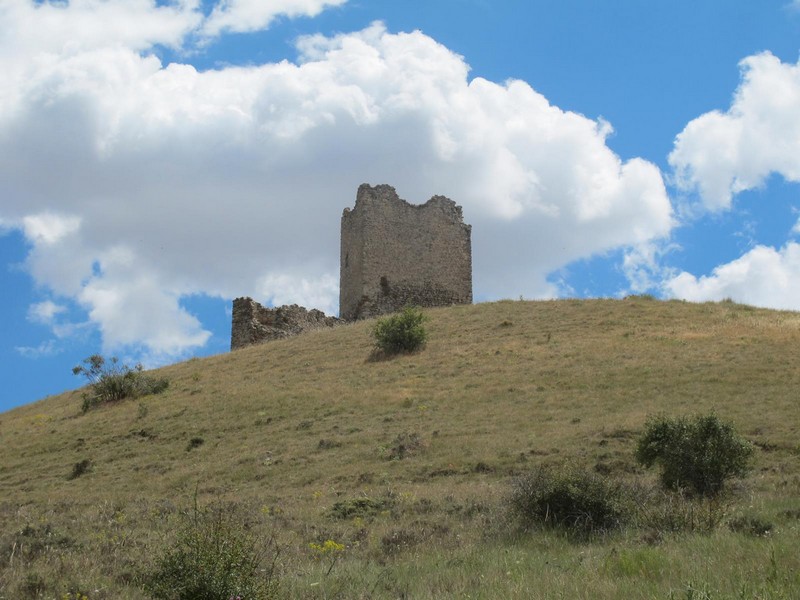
[230, 183, 472, 350]
[340, 184, 472, 320]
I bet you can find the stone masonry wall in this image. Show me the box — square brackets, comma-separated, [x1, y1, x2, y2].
[340, 184, 472, 320]
[230, 297, 340, 350]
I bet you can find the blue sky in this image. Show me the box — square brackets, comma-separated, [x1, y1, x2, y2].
[2, 0, 800, 412]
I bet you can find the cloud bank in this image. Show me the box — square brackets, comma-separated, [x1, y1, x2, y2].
[666, 52, 800, 309]
[0, 1, 673, 359]
[666, 243, 800, 310]
[670, 52, 800, 212]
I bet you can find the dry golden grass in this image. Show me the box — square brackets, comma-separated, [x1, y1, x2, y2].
[1, 298, 800, 598]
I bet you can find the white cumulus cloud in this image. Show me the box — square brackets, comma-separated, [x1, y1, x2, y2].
[665, 243, 800, 310]
[27, 301, 67, 325]
[202, 0, 348, 37]
[0, 4, 674, 359]
[670, 52, 800, 212]
[22, 213, 82, 246]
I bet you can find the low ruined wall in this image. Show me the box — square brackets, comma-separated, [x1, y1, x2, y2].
[230, 297, 340, 350]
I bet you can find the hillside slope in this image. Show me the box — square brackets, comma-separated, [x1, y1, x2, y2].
[2, 298, 799, 599]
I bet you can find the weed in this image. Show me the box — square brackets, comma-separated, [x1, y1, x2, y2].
[309, 539, 345, 575]
[605, 547, 667, 578]
[20, 572, 47, 597]
[635, 413, 754, 496]
[137, 402, 149, 419]
[728, 514, 773, 537]
[668, 581, 715, 599]
[381, 529, 420, 556]
[631, 484, 729, 534]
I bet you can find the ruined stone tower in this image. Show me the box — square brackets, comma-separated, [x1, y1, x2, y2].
[339, 184, 472, 321]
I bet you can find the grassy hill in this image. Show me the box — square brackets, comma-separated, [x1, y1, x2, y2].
[1, 298, 800, 599]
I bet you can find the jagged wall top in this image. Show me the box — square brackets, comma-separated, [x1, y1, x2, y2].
[230, 297, 340, 350]
[343, 183, 467, 223]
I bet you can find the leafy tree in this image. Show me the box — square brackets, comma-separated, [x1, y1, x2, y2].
[635, 413, 753, 496]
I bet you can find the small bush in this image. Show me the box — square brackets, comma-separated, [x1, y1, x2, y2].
[186, 437, 205, 451]
[68, 459, 92, 480]
[371, 306, 429, 355]
[635, 413, 754, 497]
[385, 431, 425, 460]
[73, 354, 169, 412]
[145, 503, 279, 600]
[508, 466, 631, 536]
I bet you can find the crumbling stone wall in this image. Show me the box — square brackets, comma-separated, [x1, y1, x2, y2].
[340, 184, 472, 321]
[230, 297, 340, 350]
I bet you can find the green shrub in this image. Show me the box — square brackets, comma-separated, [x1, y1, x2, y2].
[371, 306, 429, 355]
[508, 466, 631, 536]
[144, 503, 279, 600]
[73, 354, 168, 412]
[635, 413, 753, 497]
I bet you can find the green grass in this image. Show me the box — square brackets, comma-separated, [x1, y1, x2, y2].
[1, 298, 800, 598]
